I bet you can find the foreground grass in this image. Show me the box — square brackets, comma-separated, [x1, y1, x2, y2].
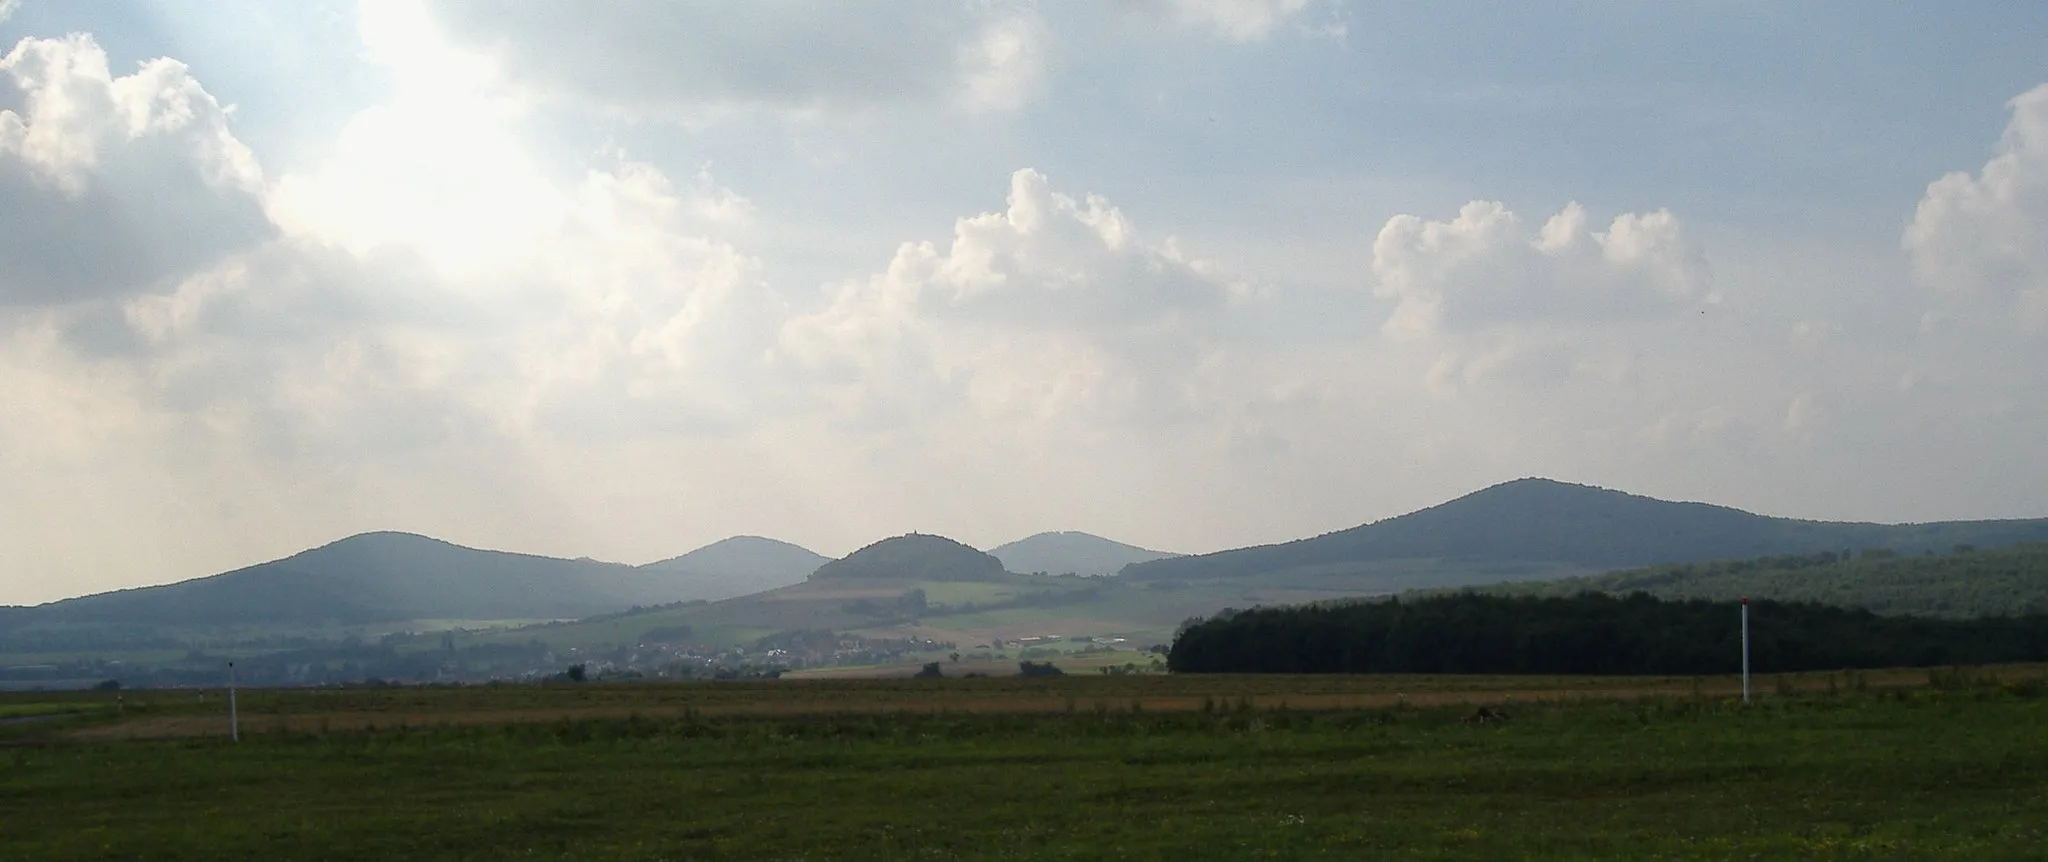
[3, 681, 2047, 859]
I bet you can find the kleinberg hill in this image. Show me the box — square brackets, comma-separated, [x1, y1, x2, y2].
[1121, 478, 2048, 586]
[809, 534, 1008, 582]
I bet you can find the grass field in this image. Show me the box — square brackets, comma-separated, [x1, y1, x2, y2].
[4, 668, 2047, 859]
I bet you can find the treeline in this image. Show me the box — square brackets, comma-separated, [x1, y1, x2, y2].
[1167, 592, 2048, 675]
[1474, 543, 2048, 618]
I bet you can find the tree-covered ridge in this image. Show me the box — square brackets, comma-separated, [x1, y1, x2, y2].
[1124, 478, 2048, 582]
[1468, 543, 2048, 618]
[0, 532, 665, 627]
[1167, 592, 2048, 675]
[808, 534, 1008, 581]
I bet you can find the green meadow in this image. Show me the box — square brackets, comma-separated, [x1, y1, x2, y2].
[4, 670, 2048, 859]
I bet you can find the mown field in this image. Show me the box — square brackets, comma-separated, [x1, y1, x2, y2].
[4, 668, 2048, 859]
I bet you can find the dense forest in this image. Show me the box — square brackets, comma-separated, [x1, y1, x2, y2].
[1167, 593, 2048, 675]
[1470, 544, 2048, 618]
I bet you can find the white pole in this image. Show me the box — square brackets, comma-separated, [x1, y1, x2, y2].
[1740, 597, 1751, 705]
[228, 660, 240, 743]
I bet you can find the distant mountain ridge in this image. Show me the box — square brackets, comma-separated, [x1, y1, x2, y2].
[13, 478, 2048, 656]
[638, 536, 828, 601]
[989, 532, 1177, 576]
[0, 532, 679, 628]
[1122, 478, 2048, 582]
[1, 532, 833, 630]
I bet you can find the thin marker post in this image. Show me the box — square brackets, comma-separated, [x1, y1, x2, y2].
[1740, 597, 1751, 705]
[228, 660, 239, 743]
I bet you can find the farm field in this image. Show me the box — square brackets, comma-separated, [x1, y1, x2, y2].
[4, 668, 2048, 859]
[3, 665, 1983, 739]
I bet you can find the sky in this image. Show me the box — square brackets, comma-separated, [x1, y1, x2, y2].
[2, 1, 2046, 604]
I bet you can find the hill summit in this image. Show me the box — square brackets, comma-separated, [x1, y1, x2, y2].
[989, 531, 1176, 576]
[809, 534, 1007, 582]
[637, 536, 828, 601]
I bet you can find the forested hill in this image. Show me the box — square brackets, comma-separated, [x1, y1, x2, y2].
[0, 532, 686, 628]
[1465, 543, 2048, 618]
[637, 536, 828, 601]
[989, 532, 1177, 576]
[1168, 592, 2048, 675]
[1123, 478, 2048, 582]
[808, 534, 1009, 582]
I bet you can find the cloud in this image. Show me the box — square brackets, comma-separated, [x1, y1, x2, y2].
[169, 163, 777, 448]
[956, 11, 1047, 113]
[0, 35, 272, 306]
[1905, 83, 2048, 327]
[0, 0, 17, 24]
[415, 0, 1048, 117]
[1158, 0, 1318, 42]
[782, 168, 1241, 425]
[3, 10, 792, 458]
[1371, 200, 1709, 337]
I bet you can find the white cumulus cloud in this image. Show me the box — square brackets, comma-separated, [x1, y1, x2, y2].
[1372, 200, 1708, 337]
[1905, 83, 2048, 327]
[0, 34, 271, 305]
[782, 169, 1241, 425]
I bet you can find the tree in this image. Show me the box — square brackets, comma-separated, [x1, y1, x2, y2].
[914, 662, 944, 679]
[565, 663, 587, 683]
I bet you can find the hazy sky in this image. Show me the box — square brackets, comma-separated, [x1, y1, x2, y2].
[3, 1, 2046, 604]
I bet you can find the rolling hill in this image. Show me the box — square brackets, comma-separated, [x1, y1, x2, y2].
[481, 533, 1107, 648]
[637, 536, 828, 602]
[989, 532, 1177, 576]
[810, 534, 1008, 582]
[487, 481, 2048, 655]
[0, 532, 687, 630]
[18, 478, 2048, 678]
[1461, 543, 2048, 618]
[1121, 478, 2048, 585]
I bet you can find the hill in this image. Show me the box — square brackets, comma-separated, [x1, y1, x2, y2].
[809, 534, 1008, 582]
[637, 536, 827, 602]
[1464, 544, 2048, 618]
[0, 532, 686, 631]
[989, 532, 1177, 576]
[1123, 478, 2048, 585]
[483, 534, 1113, 651]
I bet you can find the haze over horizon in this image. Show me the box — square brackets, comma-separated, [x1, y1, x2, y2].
[4, 2, 2047, 605]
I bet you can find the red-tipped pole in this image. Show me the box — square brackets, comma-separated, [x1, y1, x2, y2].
[1740, 597, 1751, 705]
